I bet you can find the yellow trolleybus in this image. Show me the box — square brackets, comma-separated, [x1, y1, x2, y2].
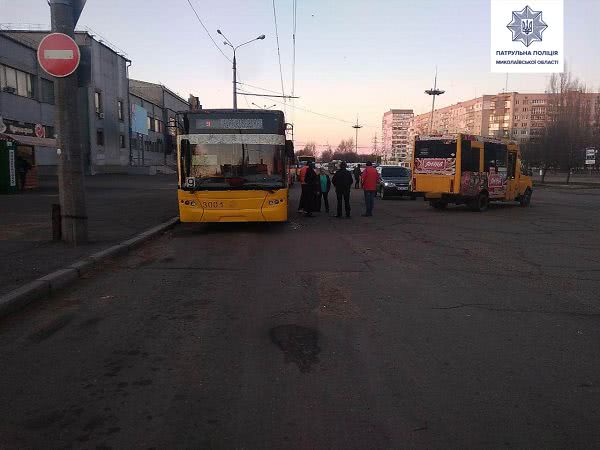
[177, 109, 294, 222]
[412, 134, 533, 211]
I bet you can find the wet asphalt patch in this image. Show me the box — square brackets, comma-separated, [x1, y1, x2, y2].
[269, 324, 320, 373]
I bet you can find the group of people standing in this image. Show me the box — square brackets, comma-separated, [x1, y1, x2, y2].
[297, 161, 381, 218]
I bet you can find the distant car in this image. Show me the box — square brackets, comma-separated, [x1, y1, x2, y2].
[377, 165, 416, 200]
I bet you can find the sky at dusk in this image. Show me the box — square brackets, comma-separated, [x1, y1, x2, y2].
[2, 0, 599, 151]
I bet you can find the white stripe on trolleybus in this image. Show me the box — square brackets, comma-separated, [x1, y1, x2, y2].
[178, 134, 285, 145]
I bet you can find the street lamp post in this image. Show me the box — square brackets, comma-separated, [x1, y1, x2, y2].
[425, 68, 445, 134]
[352, 116, 362, 154]
[217, 29, 265, 110]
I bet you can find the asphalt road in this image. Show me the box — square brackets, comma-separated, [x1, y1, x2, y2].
[1, 185, 599, 449]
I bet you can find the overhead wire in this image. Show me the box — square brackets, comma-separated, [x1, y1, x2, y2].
[236, 81, 283, 95]
[272, 0, 286, 115]
[185, 0, 231, 62]
[291, 0, 298, 127]
[291, 0, 297, 98]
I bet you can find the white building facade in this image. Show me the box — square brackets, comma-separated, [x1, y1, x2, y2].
[382, 109, 414, 166]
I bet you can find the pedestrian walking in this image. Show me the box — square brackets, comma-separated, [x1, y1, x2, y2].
[297, 163, 310, 213]
[303, 162, 319, 217]
[15, 155, 31, 191]
[360, 161, 380, 217]
[353, 164, 362, 189]
[317, 167, 331, 213]
[332, 161, 353, 218]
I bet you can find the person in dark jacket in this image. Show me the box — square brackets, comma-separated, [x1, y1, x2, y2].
[316, 167, 331, 213]
[332, 161, 353, 218]
[353, 164, 361, 189]
[303, 162, 319, 217]
[16, 155, 32, 191]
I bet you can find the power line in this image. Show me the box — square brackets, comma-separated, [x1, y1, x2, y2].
[292, 0, 297, 96]
[272, 0, 286, 105]
[237, 85, 378, 128]
[185, 0, 231, 62]
[237, 81, 283, 95]
[291, 0, 298, 127]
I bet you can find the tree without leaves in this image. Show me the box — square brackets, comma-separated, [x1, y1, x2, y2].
[296, 142, 317, 157]
[541, 69, 594, 183]
[320, 149, 333, 161]
[336, 138, 355, 154]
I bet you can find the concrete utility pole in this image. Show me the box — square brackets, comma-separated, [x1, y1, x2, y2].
[425, 67, 445, 134]
[50, 0, 88, 244]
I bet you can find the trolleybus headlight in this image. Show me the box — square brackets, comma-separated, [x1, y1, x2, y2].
[184, 200, 190, 205]
[190, 201, 196, 207]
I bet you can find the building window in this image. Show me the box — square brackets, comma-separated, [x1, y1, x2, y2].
[155, 118, 161, 133]
[168, 117, 177, 136]
[96, 129, 104, 146]
[148, 116, 155, 132]
[117, 100, 124, 121]
[0, 64, 34, 98]
[95, 91, 103, 115]
[120, 134, 126, 148]
[41, 78, 55, 104]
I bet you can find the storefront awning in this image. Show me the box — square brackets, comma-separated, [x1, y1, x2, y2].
[4, 134, 57, 147]
[0, 133, 19, 143]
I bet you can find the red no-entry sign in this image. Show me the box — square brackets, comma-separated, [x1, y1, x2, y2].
[37, 33, 81, 78]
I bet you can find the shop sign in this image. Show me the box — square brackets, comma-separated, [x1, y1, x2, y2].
[8, 148, 16, 187]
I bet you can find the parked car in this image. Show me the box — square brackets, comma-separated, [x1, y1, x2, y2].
[377, 165, 416, 199]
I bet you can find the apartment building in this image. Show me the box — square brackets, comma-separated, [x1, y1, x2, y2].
[382, 109, 414, 166]
[412, 96, 494, 137]
[413, 91, 600, 143]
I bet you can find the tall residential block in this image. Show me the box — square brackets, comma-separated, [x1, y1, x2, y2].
[382, 109, 414, 166]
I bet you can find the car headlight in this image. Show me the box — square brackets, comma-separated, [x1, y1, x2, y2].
[384, 182, 394, 187]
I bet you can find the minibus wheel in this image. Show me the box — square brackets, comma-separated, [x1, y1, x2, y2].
[519, 188, 532, 207]
[471, 192, 489, 212]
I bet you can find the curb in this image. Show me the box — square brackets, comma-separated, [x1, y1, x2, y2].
[0, 216, 179, 318]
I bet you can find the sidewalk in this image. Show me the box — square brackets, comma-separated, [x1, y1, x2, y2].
[533, 172, 600, 186]
[0, 174, 178, 297]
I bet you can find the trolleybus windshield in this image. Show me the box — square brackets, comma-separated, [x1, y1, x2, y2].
[179, 111, 287, 190]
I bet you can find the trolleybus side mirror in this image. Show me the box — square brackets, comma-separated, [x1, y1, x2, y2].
[285, 140, 295, 158]
[181, 139, 191, 179]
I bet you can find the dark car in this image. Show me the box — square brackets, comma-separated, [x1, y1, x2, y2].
[377, 166, 416, 200]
